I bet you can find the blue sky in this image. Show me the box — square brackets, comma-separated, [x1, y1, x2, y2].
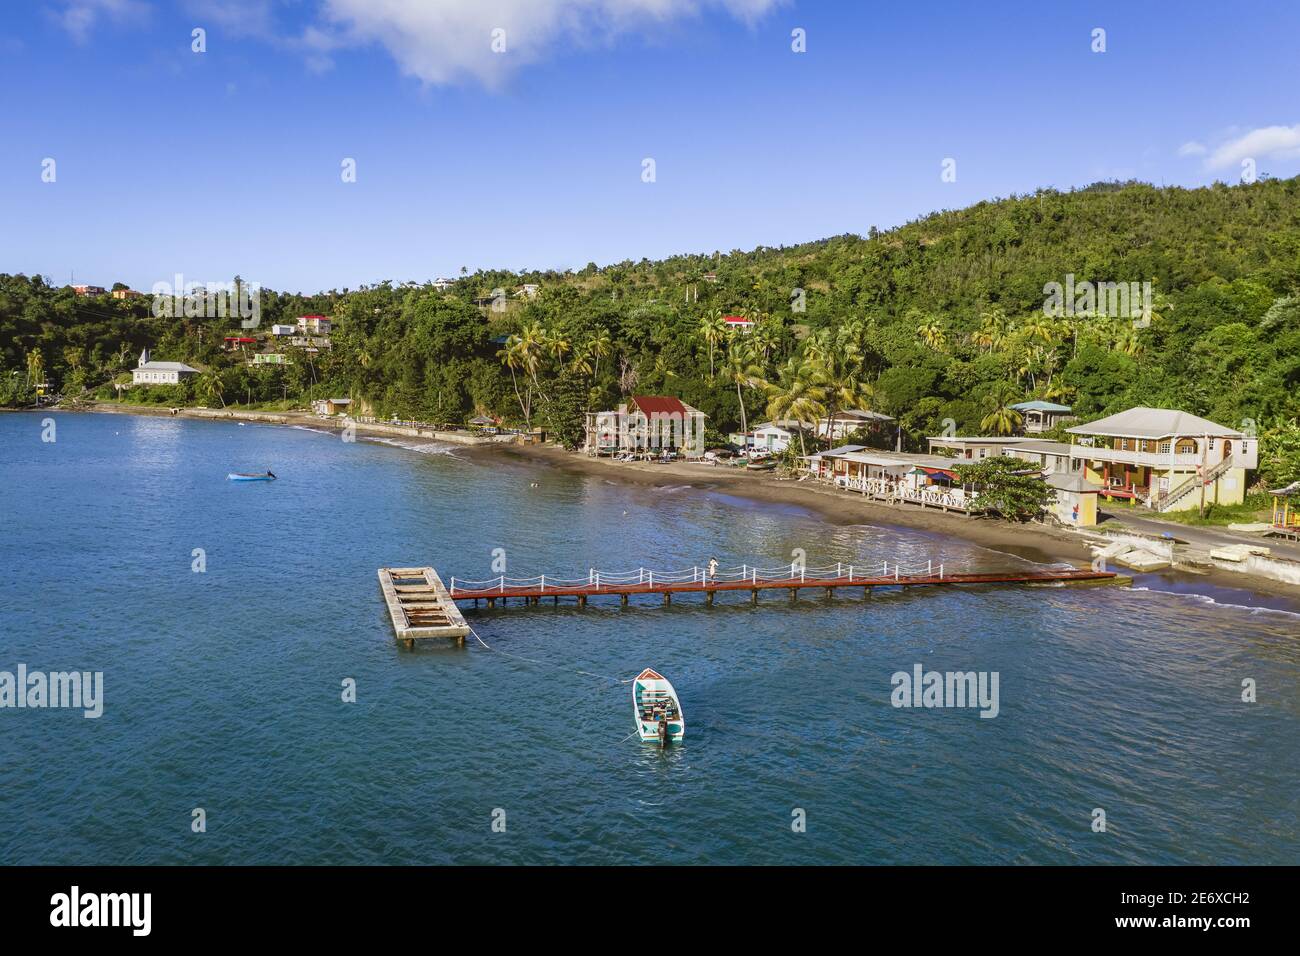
[2, 0, 1299, 293]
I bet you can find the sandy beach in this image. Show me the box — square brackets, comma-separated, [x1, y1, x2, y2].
[66, 401, 1300, 607]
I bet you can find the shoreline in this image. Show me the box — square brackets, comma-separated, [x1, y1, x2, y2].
[478, 443, 1300, 609]
[52, 402, 1300, 609]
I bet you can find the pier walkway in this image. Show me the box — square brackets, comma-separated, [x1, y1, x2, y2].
[444, 561, 1121, 608]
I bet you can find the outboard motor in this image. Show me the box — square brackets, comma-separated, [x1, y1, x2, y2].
[657, 715, 669, 747]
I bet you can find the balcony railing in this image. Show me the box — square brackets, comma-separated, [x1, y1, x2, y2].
[1069, 446, 1203, 468]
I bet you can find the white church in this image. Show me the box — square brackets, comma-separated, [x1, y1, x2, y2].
[132, 349, 199, 386]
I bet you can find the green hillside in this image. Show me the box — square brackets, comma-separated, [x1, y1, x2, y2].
[3, 176, 1299, 481]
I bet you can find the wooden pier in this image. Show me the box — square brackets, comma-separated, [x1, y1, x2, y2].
[442, 561, 1125, 611]
[377, 567, 471, 645]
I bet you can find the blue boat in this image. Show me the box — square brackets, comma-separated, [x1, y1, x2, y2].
[228, 471, 277, 482]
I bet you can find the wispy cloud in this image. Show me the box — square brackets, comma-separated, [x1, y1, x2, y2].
[1177, 141, 1206, 157]
[51, 0, 149, 43]
[312, 0, 783, 88]
[184, 0, 276, 38]
[1202, 124, 1300, 170]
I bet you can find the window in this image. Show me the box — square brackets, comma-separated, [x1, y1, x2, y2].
[1158, 440, 1171, 454]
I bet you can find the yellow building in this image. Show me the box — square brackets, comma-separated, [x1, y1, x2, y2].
[1046, 473, 1100, 526]
[1067, 407, 1257, 513]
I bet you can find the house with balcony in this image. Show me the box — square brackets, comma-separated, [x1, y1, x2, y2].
[1066, 407, 1256, 512]
[999, 439, 1082, 475]
[1011, 400, 1076, 434]
[297, 314, 332, 335]
[584, 395, 707, 458]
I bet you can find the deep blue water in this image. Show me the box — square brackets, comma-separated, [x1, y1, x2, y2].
[1, 411, 1297, 865]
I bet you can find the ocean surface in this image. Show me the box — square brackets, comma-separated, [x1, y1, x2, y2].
[1, 411, 1297, 865]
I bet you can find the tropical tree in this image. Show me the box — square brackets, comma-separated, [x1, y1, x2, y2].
[199, 369, 226, 408]
[697, 310, 727, 379]
[980, 382, 1024, 435]
[25, 349, 44, 388]
[915, 314, 947, 351]
[760, 356, 826, 456]
[955, 455, 1055, 520]
[585, 327, 612, 382]
[722, 339, 764, 436]
[497, 334, 533, 426]
[805, 336, 873, 447]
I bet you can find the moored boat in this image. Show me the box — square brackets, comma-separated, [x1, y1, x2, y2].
[633, 668, 685, 745]
[228, 471, 277, 481]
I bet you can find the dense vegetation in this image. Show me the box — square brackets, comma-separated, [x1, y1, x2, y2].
[3, 176, 1299, 484]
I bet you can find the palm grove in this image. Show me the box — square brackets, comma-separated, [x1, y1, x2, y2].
[3, 177, 1299, 486]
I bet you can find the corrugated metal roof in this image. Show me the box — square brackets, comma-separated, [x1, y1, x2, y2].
[137, 361, 199, 372]
[1012, 400, 1073, 412]
[1066, 406, 1241, 439]
[631, 395, 690, 417]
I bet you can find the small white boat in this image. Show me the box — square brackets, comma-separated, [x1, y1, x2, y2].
[632, 668, 684, 745]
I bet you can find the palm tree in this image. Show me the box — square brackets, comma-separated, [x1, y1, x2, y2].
[199, 369, 226, 408]
[722, 340, 764, 436]
[807, 341, 874, 446]
[543, 329, 570, 365]
[698, 310, 727, 379]
[973, 308, 1007, 354]
[980, 383, 1023, 435]
[514, 322, 549, 402]
[24, 349, 44, 388]
[586, 327, 612, 382]
[1019, 312, 1057, 347]
[497, 334, 532, 427]
[915, 314, 947, 352]
[761, 356, 826, 456]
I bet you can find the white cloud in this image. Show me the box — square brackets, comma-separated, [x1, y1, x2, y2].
[1177, 141, 1206, 157]
[314, 0, 782, 87]
[53, 0, 149, 43]
[1204, 124, 1300, 170]
[185, 0, 276, 37]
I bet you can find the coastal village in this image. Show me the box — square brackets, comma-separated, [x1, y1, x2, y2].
[111, 313, 1300, 587]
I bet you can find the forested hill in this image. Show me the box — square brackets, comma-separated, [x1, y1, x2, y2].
[3, 176, 1299, 478]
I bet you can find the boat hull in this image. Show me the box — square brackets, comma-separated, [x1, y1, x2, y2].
[228, 473, 275, 481]
[632, 668, 685, 743]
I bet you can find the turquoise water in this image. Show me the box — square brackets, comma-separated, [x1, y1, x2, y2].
[1, 411, 1297, 865]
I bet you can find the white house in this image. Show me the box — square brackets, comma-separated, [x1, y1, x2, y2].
[817, 409, 895, 441]
[132, 349, 199, 386]
[270, 324, 296, 336]
[999, 439, 1081, 475]
[928, 436, 1037, 460]
[750, 420, 802, 453]
[297, 315, 332, 335]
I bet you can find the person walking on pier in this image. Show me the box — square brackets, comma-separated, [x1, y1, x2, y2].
[708, 557, 719, 579]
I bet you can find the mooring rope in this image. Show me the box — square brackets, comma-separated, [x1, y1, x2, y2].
[467, 623, 635, 685]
